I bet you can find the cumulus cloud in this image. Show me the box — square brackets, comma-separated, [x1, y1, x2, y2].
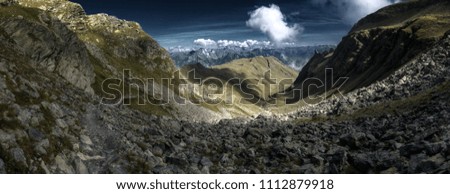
[246, 4, 303, 45]
[312, 0, 397, 25]
[193, 38, 217, 48]
[193, 39, 271, 48]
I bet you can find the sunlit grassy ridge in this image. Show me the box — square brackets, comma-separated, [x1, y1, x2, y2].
[178, 56, 299, 116]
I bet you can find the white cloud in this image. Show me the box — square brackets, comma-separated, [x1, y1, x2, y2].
[193, 38, 217, 47]
[246, 4, 303, 45]
[312, 0, 396, 25]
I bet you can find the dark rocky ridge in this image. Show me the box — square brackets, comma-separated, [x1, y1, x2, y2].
[288, 0, 450, 100]
[0, 2, 95, 94]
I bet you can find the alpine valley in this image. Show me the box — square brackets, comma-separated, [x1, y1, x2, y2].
[0, 0, 449, 174]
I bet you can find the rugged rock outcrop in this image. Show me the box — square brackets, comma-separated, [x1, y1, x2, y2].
[0, 0, 16, 6]
[0, 2, 95, 93]
[17, 0, 175, 86]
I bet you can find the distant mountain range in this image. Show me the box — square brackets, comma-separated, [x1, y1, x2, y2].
[169, 45, 335, 70]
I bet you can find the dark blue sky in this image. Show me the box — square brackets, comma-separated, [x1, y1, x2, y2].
[70, 0, 383, 48]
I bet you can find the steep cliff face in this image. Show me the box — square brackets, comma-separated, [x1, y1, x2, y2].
[9, 0, 183, 117]
[0, 2, 95, 94]
[290, 0, 450, 99]
[17, 0, 176, 85]
[11, 0, 186, 116]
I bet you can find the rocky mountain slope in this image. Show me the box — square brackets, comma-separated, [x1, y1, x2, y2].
[170, 45, 335, 70]
[286, 0, 450, 100]
[0, 0, 449, 174]
[8, 0, 229, 121]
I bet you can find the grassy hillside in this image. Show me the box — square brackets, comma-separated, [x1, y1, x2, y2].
[179, 56, 298, 116]
[352, 0, 450, 40]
